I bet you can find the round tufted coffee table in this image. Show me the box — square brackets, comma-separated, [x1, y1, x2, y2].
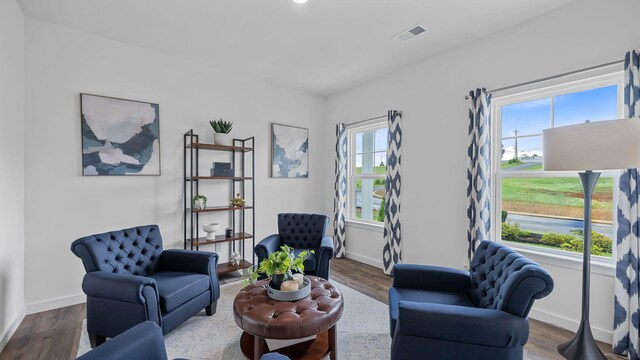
[233, 276, 344, 360]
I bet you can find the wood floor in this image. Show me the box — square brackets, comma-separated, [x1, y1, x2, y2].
[0, 258, 625, 359]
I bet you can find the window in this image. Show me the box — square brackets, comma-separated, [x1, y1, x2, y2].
[493, 73, 623, 259]
[348, 122, 387, 224]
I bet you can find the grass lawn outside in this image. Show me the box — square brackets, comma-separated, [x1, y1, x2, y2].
[501, 160, 543, 171]
[502, 176, 613, 222]
[355, 166, 386, 190]
[522, 164, 543, 171]
[501, 159, 524, 169]
[355, 165, 386, 175]
[354, 207, 381, 221]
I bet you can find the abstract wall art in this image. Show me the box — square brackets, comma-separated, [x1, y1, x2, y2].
[80, 94, 160, 176]
[271, 123, 309, 178]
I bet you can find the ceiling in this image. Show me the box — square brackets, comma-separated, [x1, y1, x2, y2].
[18, 0, 575, 96]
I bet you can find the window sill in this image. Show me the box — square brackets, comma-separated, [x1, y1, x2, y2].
[346, 220, 384, 233]
[504, 242, 615, 277]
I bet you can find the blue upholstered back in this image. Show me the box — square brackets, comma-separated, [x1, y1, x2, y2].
[71, 225, 164, 276]
[469, 241, 554, 317]
[277, 213, 329, 249]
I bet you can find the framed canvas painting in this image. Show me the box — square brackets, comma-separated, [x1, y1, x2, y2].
[80, 93, 160, 176]
[271, 123, 309, 178]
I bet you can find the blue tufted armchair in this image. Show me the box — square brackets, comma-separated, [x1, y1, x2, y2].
[71, 225, 220, 348]
[255, 213, 334, 280]
[388, 241, 554, 360]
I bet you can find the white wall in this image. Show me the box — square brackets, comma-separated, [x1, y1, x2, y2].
[23, 18, 327, 312]
[325, 0, 640, 343]
[0, 0, 25, 351]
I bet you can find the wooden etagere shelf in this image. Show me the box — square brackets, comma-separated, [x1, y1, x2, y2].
[217, 260, 253, 275]
[187, 142, 253, 152]
[183, 130, 255, 275]
[188, 205, 254, 213]
[191, 232, 254, 247]
[186, 176, 253, 181]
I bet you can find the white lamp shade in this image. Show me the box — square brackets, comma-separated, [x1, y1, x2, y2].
[543, 119, 640, 171]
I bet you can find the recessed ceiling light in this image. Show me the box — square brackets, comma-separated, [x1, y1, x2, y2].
[293, 0, 308, 4]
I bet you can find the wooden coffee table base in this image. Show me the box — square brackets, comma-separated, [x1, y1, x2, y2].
[240, 325, 337, 360]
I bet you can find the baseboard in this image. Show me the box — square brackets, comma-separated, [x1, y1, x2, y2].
[26, 293, 85, 315]
[0, 306, 26, 353]
[529, 307, 612, 344]
[346, 251, 383, 269]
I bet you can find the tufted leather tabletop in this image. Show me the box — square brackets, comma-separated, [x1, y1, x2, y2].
[233, 276, 344, 340]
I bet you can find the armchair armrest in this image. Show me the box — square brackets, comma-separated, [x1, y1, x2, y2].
[319, 235, 334, 258]
[77, 321, 168, 360]
[395, 301, 529, 348]
[82, 272, 158, 304]
[255, 234, 282, 262]
[159, 249, 218, 275]
[392, 264, 470, 293]
[314, 235, 335, 280]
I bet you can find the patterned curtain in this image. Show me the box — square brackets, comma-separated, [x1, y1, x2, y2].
[614, 49, 640, 360]
[383, 111, 402, 275]
[333, 123, 347, 258]
[467, 88, 492, 260]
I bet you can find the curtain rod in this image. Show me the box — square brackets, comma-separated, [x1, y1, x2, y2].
[346, 115, 387, 127]
[464, 59, 624, 100]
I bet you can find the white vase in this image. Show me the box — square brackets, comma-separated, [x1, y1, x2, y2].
[202, 223, 220, 240]
[194, 199, 206, 210]
[214, 133, 232, 146]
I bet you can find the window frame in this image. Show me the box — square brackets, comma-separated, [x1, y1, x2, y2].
[346, 120, 387, 228]
[492, 71, 623, 264]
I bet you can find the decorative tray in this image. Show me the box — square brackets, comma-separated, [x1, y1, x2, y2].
[267, 277, 311, 301]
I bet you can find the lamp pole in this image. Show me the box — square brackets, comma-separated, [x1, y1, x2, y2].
[557, 170, 606, 360]
[543, 118, 640, 360]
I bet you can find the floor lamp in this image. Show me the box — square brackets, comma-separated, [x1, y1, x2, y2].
[543, 119, 640, 360]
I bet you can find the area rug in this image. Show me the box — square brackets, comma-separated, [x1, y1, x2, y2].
[76, 280, 390, 359]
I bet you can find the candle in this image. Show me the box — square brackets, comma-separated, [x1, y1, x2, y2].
[281, 280, 299, 291]
[293, 274, 304, 288]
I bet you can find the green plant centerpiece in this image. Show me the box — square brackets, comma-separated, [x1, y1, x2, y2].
[209, 118, 233, 146]
[241, 245, 313, 290]
[192, 194, 207, 210]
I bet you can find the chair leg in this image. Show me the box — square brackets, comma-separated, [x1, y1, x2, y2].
[89, 332, 106, 348]
[205, 302, 217, 316]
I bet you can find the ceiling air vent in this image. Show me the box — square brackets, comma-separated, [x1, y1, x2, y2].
[394, 24, 428, 43]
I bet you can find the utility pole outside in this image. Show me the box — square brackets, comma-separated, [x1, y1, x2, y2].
[513, 129, 519, 161]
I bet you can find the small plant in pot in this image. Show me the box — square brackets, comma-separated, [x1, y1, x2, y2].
[240, 245, 313, 290]
[209, 118, 233, 146]
[193, 194, 207, 210]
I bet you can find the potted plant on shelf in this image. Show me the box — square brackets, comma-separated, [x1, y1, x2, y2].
[193, 194, 207, 210]
[209, 118, 233, 146]
[241, 245, 313, 289]
[230, 193, 246, 207]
